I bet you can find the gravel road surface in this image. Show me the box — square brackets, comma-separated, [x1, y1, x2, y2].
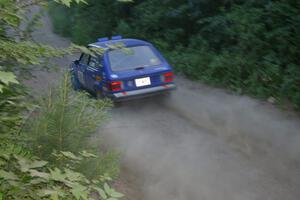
[27, 7, 300, 200]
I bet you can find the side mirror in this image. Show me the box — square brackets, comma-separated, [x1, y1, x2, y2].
[74, 60, 80, 65]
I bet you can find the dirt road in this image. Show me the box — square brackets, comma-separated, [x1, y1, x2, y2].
[29, 7, 300, 200]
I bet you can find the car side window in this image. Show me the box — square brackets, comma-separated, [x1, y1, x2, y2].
[80, 53, 90, 65]
[88, 56, 102, 68]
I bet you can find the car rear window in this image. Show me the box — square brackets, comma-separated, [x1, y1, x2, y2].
[108, 45, 162, 71]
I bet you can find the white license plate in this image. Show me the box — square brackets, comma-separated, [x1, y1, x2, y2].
[135, 77, 151, 87]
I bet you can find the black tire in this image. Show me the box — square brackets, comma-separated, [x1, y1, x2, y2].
[157, 92, 171, 105]
[94, 87, 104, 100]
[71, 74, 82, 91]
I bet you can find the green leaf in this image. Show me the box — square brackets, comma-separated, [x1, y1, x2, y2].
[0, 153, 9, 160]
[7, 180, 20, 187]
[110, 190, 124, 198]
[0, 71, 19, 92]
[0, 170, 18, 180]
[29, 160, 48, 169]
[51, 193, 59, 200]
[70, 183, 88, 200]
[29, 178, 47, 185]
[0, 160, 5, 167]
[16, 157, 46, 172]
[54, 0, 87, 7]
[0, 71, 19, 85]
[103, 183, 123, 199]
[37, 188, 63, 199]
[49, 168, 65, 182]
[29, 169, 50, 180]
[104, 183, 111, 195]
[94, 187, 107, 199]
[16, 156, 30, 172]
[60, 151, 82, 160]
[79, 150, 97, 158]
[64, 168, 84, 182]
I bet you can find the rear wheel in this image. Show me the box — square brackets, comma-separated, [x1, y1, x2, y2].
[157, 92, 171, 105]
[94, 86, 104, 100]
[95, 92, 104, 99]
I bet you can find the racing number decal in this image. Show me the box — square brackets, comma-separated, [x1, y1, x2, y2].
[77, 71, 85, 86]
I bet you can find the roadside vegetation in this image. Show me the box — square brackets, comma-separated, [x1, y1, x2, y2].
[49, 0, 300, 109]
[0, 0, 123, 199]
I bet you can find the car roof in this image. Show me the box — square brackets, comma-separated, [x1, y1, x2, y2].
[88, 38, 151, 49]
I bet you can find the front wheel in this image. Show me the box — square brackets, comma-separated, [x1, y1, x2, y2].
[71, 74, 81, 91]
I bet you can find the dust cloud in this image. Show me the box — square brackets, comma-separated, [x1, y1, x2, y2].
[100, 77, 300, 200]
[29, 7, 300, 199]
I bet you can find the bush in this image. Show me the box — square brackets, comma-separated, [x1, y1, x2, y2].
[49, 0, 300, 109]
[0, 150, 123, 200]
[0, 1, 123, 198]
[48, 3, 72, 37]
[23, 73, 119, 179]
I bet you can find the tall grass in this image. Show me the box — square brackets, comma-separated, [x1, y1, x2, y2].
[23, 73, 119, 179]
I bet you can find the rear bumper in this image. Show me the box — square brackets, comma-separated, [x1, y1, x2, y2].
[108, 83, 176, 101]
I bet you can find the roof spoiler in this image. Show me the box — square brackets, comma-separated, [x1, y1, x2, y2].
[111, 35, 122, 40]
[97, 36, 122, 42]
[97, 37, 109, 42]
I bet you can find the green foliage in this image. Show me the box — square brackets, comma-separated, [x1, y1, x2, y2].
[50, 0, 300, 109]
[0, 0, 123, 198]
[0, 0, 93, 139]
[23, 73, 118, 179]
[0, 70, 18, 92]
[0, 77, 28, 139]
[172, 1, 300, 107]
[49, 0, 123, 45]
[55, 0, 88, 7]
[0, 0, 106, 140]
[27, 73, 109, 155]
[0, 150, 123, 200]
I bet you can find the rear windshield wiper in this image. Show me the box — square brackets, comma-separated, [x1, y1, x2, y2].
[134, 64, 151, 70]
[134, 66, 145, 70]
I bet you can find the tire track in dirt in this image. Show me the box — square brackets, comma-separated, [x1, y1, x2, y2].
[100, 93, 300, 200]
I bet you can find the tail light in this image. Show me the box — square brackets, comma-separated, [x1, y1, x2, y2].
[163, 72, 174, 83]
[108, 81, 123, 91]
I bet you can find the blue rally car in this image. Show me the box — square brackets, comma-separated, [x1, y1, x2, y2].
[70, 36, 176, 101]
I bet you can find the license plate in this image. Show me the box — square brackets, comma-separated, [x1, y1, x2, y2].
[135, 77, 151, 87]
